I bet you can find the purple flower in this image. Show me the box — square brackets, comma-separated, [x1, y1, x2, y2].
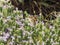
[2, 32, 10, 41]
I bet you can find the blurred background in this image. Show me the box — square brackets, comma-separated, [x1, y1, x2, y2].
[0, 0, 60, 45]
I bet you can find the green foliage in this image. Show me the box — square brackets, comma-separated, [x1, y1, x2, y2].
[0, 0, 60, 45]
